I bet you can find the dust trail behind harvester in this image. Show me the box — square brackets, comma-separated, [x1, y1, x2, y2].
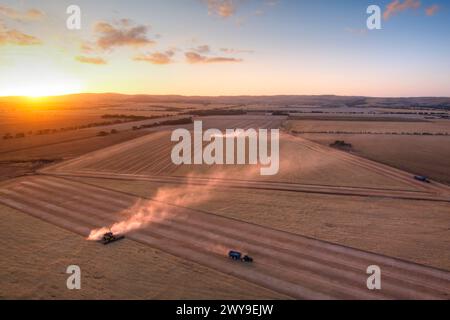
[87, 172, 226, 240]
[87, 133, 299, 240]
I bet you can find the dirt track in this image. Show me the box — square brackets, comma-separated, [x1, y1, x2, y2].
[1, 175, 449, 299]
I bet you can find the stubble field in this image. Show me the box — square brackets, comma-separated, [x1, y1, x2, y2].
[1, 99, 450, 299]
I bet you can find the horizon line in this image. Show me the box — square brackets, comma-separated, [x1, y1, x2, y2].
[1, 92, 450, 99]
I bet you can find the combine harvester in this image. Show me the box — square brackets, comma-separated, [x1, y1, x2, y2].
[99, 232, 125, 245]
[228, 250, 253, 263]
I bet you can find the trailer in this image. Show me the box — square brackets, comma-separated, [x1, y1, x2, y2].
[229, 250, 242, 260]
[228, 250, 253, 263]
[414, 176, 431, 183]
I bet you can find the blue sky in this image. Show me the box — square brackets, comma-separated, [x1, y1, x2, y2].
[0, 0, 449, 96]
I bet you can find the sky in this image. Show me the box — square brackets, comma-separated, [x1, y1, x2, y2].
[0, 0, 449, 97]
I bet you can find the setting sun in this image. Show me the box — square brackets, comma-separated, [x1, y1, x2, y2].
[3, 80, 82, 98]
[1, 80, 82, 97]
[0, 46, 82, 97]
[0, 68, 82, 97]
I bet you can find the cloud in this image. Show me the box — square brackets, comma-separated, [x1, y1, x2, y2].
[0, 23, 41, 46]
[383, 0, 421, 20]
[118, 18, 132, 26]
[94, 20, 155, 50]
[80, 41, 96, 54]
[191, 44, 211, 53]
[203, 0, 279, 25]
[185, 51, 242, 64]
[204, 0, 237, 18]
[133, 50, 175, 65]
[75, 55, 107, 65]
[220, 47, 254, 54]
[254, 0, 280, 16]
[0, 5, 45, 21]
[425, 4, 440, 16]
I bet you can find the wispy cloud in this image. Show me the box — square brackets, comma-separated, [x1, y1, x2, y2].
[191, 44, 211, 53]
[204, 0, 237, 18]
[185, 51, 242, 63]
[0, 5, 44, 21]
[220, 47, 254, 54]
[425, 4, 440, 16]
[255, 0, 280, 16]
[203, 0, 279, 26]
[94, 20, 155, 50]
[383, 0, 421, 20]
[75, 55, 107, 65]
[133, 50, 175, 65]
[80, 41, 96, 54]
[0, 22, 41, 46]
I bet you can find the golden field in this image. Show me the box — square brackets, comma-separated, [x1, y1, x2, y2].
[1, 95, 450, 299]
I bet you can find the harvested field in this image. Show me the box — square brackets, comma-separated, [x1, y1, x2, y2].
[0, 132, 145, 160]
[1, 176, 449, 299]
[0, 108, 171, 136]
[302, 134, 450, 185]
[0, 114, 193, 181]
[0, 95, 242, 137]
[2, 112, 450, 300]
[67, 176, 450, 271]
[0, 204, 284, 299]
[0, 115, 183, 155]
[288, 116, 428, 122]
[41, 116, 288, 179]
[41, 119, 450, 198]
[286, 119, 450, 134]
[0, 159, 59, 182]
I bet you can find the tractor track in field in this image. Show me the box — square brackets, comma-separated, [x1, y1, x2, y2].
[37, 170, 450, 203]
[1, 175, 449, 299]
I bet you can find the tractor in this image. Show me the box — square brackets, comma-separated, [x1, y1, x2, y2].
[414, 176, 431, 183]
[228, 250, 253, 263]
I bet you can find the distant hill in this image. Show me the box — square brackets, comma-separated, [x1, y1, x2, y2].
[1, 93, 449, 110]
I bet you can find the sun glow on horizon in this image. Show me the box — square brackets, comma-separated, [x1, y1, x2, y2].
[0, 81, 82, 98]
[0, 46, 83, 98]
[0, 66, 83, 97]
